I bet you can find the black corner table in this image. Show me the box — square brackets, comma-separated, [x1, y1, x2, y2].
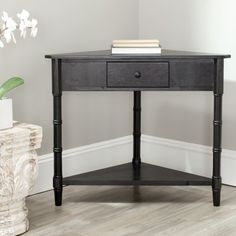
[46, 49, 230, 207]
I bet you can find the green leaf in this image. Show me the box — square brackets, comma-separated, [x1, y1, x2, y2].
[0, 77, 24, 99]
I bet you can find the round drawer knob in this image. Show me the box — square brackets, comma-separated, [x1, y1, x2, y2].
[134, 71, 142, 79]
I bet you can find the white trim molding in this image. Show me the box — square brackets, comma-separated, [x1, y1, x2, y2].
[142, 135, 236, 186]
[32, 136, 132, 194]
[32, 135, 236, 194]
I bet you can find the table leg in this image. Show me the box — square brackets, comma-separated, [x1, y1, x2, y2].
[52, 59, 63, 206]
[212, 93, 222, 206]
[132, 91, 141, 166]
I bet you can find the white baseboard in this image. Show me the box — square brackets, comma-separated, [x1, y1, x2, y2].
[32, 136, 132, 194]
[142, 135, 236, 186]
[33, 135, 236, 194]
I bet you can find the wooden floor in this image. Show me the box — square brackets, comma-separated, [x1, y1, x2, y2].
[25, 185, 236, 236]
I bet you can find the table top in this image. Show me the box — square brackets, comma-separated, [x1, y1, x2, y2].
[45, 49, 230, 60]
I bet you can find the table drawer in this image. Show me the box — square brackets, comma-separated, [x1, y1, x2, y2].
[107, 62, 169, 88]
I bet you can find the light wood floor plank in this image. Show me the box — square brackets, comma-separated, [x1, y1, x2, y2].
[24, 185, 236, 236]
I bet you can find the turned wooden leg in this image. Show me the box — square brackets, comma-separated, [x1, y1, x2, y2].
[212, 58, 224, 207]
[212, 93, 222, 206]
[53, 97, 63, 206]
[52, 59, 63, 206]
[132, 91, 141, 167]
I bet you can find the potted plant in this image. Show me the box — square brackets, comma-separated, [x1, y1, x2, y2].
[0, 77, 24, 129]
[0, 9, 39, 236]
[0, 9, 38, 130]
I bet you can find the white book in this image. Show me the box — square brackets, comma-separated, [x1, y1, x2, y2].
[112, 43, 160, 48]
[112, 39, 160, 45]
[111, 47, 161, 55]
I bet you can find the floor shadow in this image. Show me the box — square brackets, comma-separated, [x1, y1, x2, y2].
[63, 185, 210, 204]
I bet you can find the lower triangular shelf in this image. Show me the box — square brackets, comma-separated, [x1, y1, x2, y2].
[63, 163, 212, 186]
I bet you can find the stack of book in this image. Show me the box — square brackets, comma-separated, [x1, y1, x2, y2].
[111, 39, 161, 55]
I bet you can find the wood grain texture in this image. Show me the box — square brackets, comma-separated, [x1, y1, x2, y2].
[170, 59, 214, 90]
[48, 50, 230, 91]
[63, 163, 211, 186]
[61, 61, 106, 90]
[48, 50, 230, 207]
[25, 185, 236, 236]
[45, 49, 230, 60]
[107, 62, 169, 88]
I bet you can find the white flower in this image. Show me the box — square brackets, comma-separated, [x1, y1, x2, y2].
[2, 11, 9, 23]
[17, 9, 30, 21]
[18, 22, 27, 38]
[0, 9, 38, 48]
[3, 30, 13, 43]
[30, 19, 38, 37]
[1, 11, 17, 43]
[2, 29, 11, 42]
[2, 12, 17, 31]
[17, 9, 31, 38]
[0, 40, 4, 48]
[3, 29, 16, 43]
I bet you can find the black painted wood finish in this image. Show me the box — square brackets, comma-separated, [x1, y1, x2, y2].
[133, 91, 141, 166]
[52, 59, 63, 206]
[212, 58, 224, 206]
[63, 163, 212, 186]
[107, 62, 169, 88]
[47, 50, 230, 91]
[46, 49, 230, 207]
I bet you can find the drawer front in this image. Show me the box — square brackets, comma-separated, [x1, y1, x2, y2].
[170, 59, 214, 90]
[61, 61, 106, 90]
[107, 62, 169, 88]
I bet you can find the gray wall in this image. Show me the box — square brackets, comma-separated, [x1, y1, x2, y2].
[1, 0, 235, 156]
[0, 0, 139, 155]
[140, 0, 236, 150]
